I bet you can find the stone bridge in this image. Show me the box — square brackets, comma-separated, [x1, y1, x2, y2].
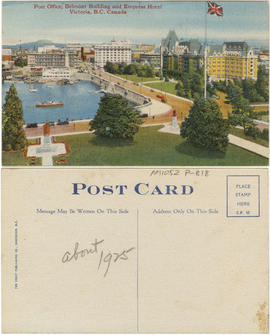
[74, 72, 152, 113]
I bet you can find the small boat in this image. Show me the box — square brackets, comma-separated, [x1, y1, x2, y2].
[89, 89, 102, 94]
[29, 83, 38, 92]
[36, 101, 64, 108]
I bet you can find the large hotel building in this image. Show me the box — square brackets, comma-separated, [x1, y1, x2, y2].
[207, 42, 258, 81]
[94, 41, 132, 68]
[162, 35, 258, 81]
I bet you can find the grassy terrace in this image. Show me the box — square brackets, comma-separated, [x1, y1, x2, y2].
[2, 151, 42, 166]
[144, 81, 178, 95]
[215, 91, 232, 118]
[255, 114, 269, 121]
[2, 139, 42, 166]
[230, 127, 269, 147]
[115, 74, 161, 83]
[53, 126, 268, 166]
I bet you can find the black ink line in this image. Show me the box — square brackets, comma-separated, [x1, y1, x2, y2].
[137, 208, 139, 333]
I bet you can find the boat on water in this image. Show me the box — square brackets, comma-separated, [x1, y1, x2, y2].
[36, 101, 64, 108]
[29, 83, 38, 92]
[89, 89, 103, 94]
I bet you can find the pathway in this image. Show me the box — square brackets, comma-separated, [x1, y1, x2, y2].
[155, 124, 269, 159]
[249, 104, 269, 107]
[141, 80, 164, 84]
[139, 99, 171, 116]
[27, 136, 67, 166]
[228, 134, 268, 158]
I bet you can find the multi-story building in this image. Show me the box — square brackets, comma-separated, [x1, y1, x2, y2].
[163, 53, 202, 74]
[37, 45, 60, 53]
[132, 44, 155, 62]
[42, 67, 71, 79]
[258, 53, 269, 69]
[94, 41, 131, 68]
[2, 48, 12, 62]
[27, 52, 78, 68]
[139, 53, 161, 68]
[178, 39, 203, 56]
[81, 47, 95, 62]
[207, 42, 258, 81]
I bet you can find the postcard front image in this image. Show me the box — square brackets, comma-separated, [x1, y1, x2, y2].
[1, 0, 269, 166]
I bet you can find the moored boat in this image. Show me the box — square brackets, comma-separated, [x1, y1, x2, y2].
[29, 83, 38, 92]
[36, 101, 64, 108]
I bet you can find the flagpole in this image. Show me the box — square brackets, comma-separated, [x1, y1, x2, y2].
[204, 1, 208, 100]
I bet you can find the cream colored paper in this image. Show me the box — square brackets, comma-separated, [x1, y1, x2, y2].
[2, 168, 268, 333]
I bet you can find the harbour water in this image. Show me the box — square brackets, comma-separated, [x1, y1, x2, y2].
[2, 81, 104, 124]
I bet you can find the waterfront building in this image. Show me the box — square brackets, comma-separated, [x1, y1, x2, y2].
[42, 67, 71, 79]
[207, 42, 258, 81]
[27, 52, 78, 68]
[94, 41, 131, 68]
[81, 47, 95, 62]
[2, 48, 12, 62]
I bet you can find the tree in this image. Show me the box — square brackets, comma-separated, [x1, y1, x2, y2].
[14, 57, 27, 67]
[90, 94, 143, 140]
[145, 66, 155, 78]
[181, 99, 229, 152]
[256, 65, 269, 102]
[124, 64, 136, 75]
[2, 84, 27, 151]
[175, 81, 183, 91]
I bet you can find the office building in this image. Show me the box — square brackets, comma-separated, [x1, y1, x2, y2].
[27, 52, 78, 68]
[94, 41, 131, 68]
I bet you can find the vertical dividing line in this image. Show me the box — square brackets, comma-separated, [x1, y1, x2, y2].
[136, 208, 139, 333]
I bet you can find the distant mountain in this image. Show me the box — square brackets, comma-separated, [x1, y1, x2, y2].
[3, 40, 66, 50]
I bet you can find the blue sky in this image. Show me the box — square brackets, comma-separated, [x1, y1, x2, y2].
[2, 1, 269, 46]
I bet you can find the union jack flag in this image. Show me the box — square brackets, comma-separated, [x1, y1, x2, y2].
[207, 1, 224, 17]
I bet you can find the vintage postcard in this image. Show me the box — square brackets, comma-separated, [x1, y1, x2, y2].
[2, 168, 269, 333]
[1, 0, 269, 334]
[1, 0, 269, 166]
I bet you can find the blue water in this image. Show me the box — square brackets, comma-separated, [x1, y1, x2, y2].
[2, 81, 103, 124]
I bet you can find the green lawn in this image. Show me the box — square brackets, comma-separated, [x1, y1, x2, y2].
[116, 74, 160, 83]
[144, 81, 178, 95]
[52, 126, 268, 166]
[256, 114, 269, 121]
[253, 110, 269, 121]
[2, 151, 42, 166]
[230, 127, 269, 147]
[250, 102, 269, 105]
